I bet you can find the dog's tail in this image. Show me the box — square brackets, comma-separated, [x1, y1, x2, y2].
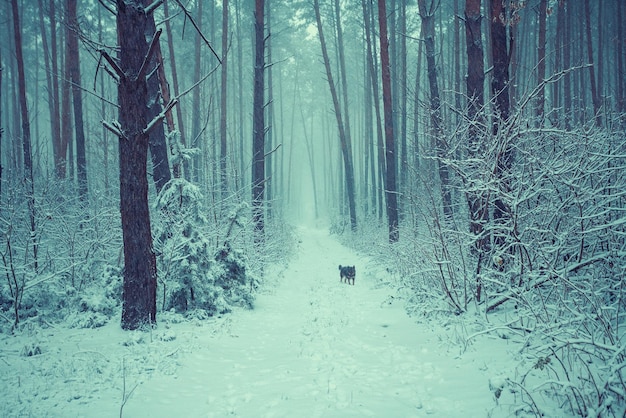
[338, 265, 342, 270]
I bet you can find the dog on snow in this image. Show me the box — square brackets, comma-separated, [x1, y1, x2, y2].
[338, 265, 356, 285]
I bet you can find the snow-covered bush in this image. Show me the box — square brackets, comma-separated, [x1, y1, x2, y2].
[414, 119, 626, 415]
[154, 178, 257, 316]
[0, 179, 123, 332]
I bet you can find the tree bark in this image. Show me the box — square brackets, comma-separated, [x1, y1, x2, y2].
[362, 0, 385, 220]
[488, 0, 513, 250]
[11, 0, 38, 273]
[143, 0, 171, 194]
[163, 0, 187, 178]
[418, 0, 452, 220]
[584, 0, 602, 127]
[67, 0, 88, 199]
[378, 0, 399, 242]
[252, 0, 266, 243]
[464, 0, 488, 301]
[314, 0, 357, 232]
[220, 0, 229, 201]
[535, 0, 547, 124]
[114, 0, 158, 330]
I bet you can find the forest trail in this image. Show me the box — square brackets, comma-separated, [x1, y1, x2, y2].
[1, 226, 514, 417]
[120, 226, 505, 417]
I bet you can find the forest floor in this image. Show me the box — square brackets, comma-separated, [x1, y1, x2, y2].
[0, 226, 548, 417]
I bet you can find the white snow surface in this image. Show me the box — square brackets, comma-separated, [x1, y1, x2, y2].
[1, 226, 525, 417]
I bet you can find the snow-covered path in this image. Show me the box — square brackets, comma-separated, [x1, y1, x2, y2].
[122, 226, 504, 417]
[2, 226, 516, 417]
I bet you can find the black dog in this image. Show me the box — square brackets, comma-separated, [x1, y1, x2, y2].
[339, 265, 356, 285]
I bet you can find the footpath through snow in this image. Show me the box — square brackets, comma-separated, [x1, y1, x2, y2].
[1, 226, 518, 417]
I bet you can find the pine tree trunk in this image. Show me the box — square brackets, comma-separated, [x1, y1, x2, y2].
[67, 0, 88, 199]
[252, 0, 266, 243]
[535, 0, 547, 124]
[584, 0, 602, 126]
[11, 0, 38, 272]
[489, 0, 513, 251]
[314, 0, 357, 232]
[418, 0, 452, 220]
[220, 0, 229, 201]
[378, 0, 399, 242]
[115, 0, 158, 330]
[163, 0, 187, 178]
[464, 0, 488, 301]
[143, 0, 171, 194]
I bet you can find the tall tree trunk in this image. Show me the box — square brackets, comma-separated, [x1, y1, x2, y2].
[0, 48, 3, 197]
[563, 0, 572, 130]
[61, 26, 71, 179]
[584, 0, 602, 126]
[143, 0, 171, 194]
[112, 0, 158, 330]
[46, 0, 62, 179]
[67, 0, 88, 199]
[37, 0, 59, 183]
[535, 0, 547, 124]
[418, 0, 452, 220]
[618, 0, 625, 117]
[464, 0, 488, 301]
[163, 0, 187, 178]
[334, 0, 353, 205]
[220, 0, 229, 201]
[11, 0, 37, 274]
[313, 0, 357, 232]
[252, 0, 266, 243]
[378, 0, 399, 242]
[489, 0, 513, 251]
[399, 0, 407, 205]
[191, 0, 203, 183]
[363, 0, 385, 220]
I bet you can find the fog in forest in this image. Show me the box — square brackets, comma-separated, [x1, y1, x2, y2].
[1, 1, 626, 416]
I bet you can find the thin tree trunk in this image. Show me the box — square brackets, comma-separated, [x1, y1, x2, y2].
[67, 0, 88, 199]
[220, 0, 229, 201]
[464, 0, 488, 301]
[618, 0, 625, 116]
[535, 0, 547, 124]
[378, 0, 399, 242]
[563, 0, 572, 130]
[163, 0, 187, 178]
[191, 0, 203, 183]
[399, 0, 407, 205]
[11, 0, 37, 274]
[363, 0, 385, 220]
[252, 0, 266, 243]
[47, 0, 62, 179]
[314, 0, 357, 232]
[143, 0, 171, 194]
[61, 26, 71, 179]
[584, 0, 602, 126]
[418, 0, 452, 220]
[489, 0, 513, 251]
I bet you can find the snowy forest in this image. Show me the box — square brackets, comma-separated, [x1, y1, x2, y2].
[1, 0, 625, 416]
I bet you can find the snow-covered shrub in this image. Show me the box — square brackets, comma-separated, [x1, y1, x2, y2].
[155, 178, 225, 314]
[154, 178, 257, 316]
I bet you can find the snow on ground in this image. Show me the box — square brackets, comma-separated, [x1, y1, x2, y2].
[1, 226, 526, 417]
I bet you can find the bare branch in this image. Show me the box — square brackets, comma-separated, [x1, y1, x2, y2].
[171, 0, 222, 64]
[102, 120, 123, 138]
[136, 28, 162, 82]
[97, 0, 116, 15]
[144, 0, 163, 15]
[99, 49, 125, 79]
[143, 99, 178, 136]
[264, 143, 282, 159]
